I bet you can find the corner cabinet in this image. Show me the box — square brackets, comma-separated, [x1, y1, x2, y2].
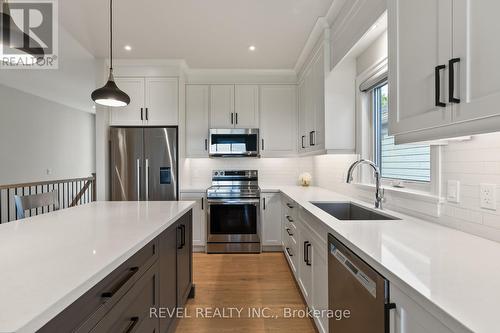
[260, 85, 297, 157]
[110, 77, 178, 126]
[388, 0, 500, 143]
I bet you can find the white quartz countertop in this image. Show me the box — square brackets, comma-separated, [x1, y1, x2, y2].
[279, 186, 500, 333]
[0, 201, 195, 333]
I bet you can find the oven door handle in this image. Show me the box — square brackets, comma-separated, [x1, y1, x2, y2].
[207, 198, 260, 205]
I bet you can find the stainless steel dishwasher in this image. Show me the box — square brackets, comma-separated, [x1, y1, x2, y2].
[328, 233, 395, 333]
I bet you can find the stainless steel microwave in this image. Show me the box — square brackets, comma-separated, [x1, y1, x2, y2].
[208, 129, 260, 157]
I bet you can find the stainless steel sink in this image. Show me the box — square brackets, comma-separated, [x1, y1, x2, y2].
[311, 202, 400, 221]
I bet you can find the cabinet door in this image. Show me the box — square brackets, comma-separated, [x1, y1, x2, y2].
[452, 0, 500, 122]
[177, 211, 193, 307]
[159, 223, 178, 333]
[186, 85, 210, 157]
[234, 85, 259, 128]
[388, 0, 453, 135]
[260, 85, 297, 157]
[145, 78, 178, 126]
[312, 51, 325, 150]
[298, 79, 308, 152]
[390, 284, 453, 333]
[304, 67, 316, 149]
[311, 236, 328, 333]
[210, 85, 235, 128]
[109, 78, 145, 126]
[261, 192, 282, 246]
[298, 226, 313, 304]
[180, 192, 206, 247]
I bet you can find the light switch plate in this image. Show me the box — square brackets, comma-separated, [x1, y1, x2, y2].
[480, 184, 497, 210]
[447, 180, 460, 203]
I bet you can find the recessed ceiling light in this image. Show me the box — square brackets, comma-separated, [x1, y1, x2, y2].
[124, 45, 132, 51]
[248, 45, 256, 51]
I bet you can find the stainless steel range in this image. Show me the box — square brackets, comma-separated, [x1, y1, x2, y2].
[206, 170, 261, 253]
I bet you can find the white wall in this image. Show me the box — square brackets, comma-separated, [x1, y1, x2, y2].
[0, 84, 95, 184]
[356, 30, 387, 75]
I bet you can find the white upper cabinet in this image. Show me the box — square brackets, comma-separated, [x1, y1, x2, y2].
[210, 85, 235, 128]
[110, 77, 178, 126]
[388, 0, 453, 136]
[389, 0, 500, 143]
[145, 78, 178, 126]
[234, 85, 259, 128]
[186, 85, 210, 157]
[298, 80, 308, 152]
[260, 85, 297, 157]
[452, 0, 500, 123]
[110, 78, 145, 126]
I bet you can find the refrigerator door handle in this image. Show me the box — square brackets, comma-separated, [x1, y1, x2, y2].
[136, 158, 141, 201]
[145, 158, 149, 201]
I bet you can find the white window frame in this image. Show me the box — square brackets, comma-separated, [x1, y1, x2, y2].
[355, 58, 441, 196]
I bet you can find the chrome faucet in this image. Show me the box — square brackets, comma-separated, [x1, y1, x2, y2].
[346, 159, 384, 209]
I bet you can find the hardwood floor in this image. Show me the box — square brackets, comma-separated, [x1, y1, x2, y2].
[174, 252, 317, 333]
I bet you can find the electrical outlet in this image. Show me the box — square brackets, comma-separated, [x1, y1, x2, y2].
[480, 184, 497, 210]
[447, 180, 460, 203]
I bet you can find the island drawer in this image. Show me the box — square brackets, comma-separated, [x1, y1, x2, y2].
[39, 237, 158, 333]
[88, 262, 159, 333]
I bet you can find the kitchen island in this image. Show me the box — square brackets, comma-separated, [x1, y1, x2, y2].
[0, 201, 195, 333]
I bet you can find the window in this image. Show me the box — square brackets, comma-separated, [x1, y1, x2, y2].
[373, 83, 431, 182]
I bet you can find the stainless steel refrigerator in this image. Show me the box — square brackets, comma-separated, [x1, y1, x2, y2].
[110, 127, 178, 201]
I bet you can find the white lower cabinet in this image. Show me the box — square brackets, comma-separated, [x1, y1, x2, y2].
[261, 192, 282, 247]
[390, 284, 454, 333]
[179, 192, 206, 248]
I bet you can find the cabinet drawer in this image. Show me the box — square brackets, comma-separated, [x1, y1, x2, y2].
[89, 262, 160, 333]
[40, 238, 158, 333]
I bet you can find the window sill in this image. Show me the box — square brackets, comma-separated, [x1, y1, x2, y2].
[352, 182, 443, 204]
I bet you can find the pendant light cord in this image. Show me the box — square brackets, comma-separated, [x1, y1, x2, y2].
[110, 0, 113, 71]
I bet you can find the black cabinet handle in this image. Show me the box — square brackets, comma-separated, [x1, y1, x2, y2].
[301, 135, 306, 149]
[286, 215, 294, 223]
[263, 197, 266, 210]
[124, 316, 139, 333]
[384, 303, 397, 333]
[101, 267, 139, 299]
[181, 224, 186, 248]
[303, 241, 309, 263]
[309, 131, 315, 146]
[205, 139, 208, 151]
[449, 58, 461, 104]
[285, 247, 293, 257]
[235, 113, 238, 125]
[286, 228, 293, 236]
[177, 225, 184, 249]
[435, 65, 446, 107]
[231, 113, 234, 124]
[145, 108, 149, 120]
[286, 203, 294, 209]
[306, 242, 312, 266]
[140, 108, 143, 121]
[201, 197, 204, 210]
[261, 139, 265, 150]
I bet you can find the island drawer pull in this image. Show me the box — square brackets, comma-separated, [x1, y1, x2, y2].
[123, 316, 140, 333]
[285, 247, 293, 257]
[286, 203, 294, 209]
[101, 267, 139, 299]
[286, 228, 293, 236]
[286, 215, 294, 223]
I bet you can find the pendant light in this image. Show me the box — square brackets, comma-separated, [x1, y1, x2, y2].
[0, 0, 45, 58]
[91, 0, 130, 107]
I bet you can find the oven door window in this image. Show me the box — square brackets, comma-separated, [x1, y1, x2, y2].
[210, 134, 258, 155]
[210, 204, 257, 234]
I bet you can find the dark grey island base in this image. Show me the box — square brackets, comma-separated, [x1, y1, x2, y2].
[39, 210, 194, 333]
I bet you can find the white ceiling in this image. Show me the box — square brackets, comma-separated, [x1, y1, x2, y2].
[60, 0, 334, 69]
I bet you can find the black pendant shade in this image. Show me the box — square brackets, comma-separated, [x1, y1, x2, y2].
[91, 71, 130, 107]
[1, 3, 45, 59]
[91, 0, 130, 108]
